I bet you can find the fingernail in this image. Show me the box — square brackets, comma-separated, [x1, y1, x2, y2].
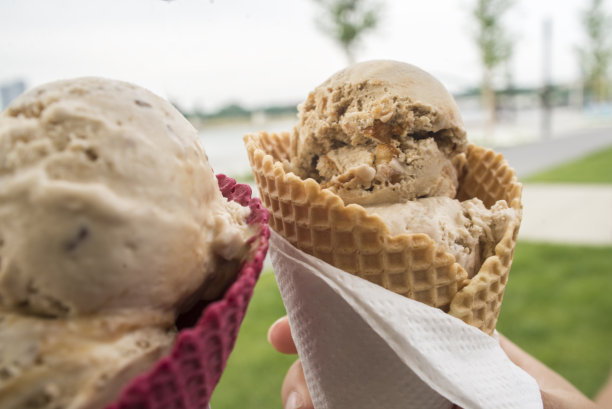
[285, 391, 304, 409]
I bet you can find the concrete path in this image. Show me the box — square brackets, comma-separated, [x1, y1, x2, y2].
[496, 125, 612, 245]
[520, 184, 612, 245]
[496, 125, 612, 178]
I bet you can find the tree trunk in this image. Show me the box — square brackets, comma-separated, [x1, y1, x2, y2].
[345, 46, 356, 65]
[482, 69, 496, 144]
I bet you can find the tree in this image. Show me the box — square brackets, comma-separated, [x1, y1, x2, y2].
[472, 0, 515, 132]
[313, 0, 381, 64]
[578, 0, 612, 103]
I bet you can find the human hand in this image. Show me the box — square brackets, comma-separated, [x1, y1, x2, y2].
[498, 334, 601, 409]
[268, 315, 607, 409]
[267, 316, 313, 409]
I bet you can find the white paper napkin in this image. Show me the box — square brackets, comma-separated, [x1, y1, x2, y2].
[269, 230, 543, 409]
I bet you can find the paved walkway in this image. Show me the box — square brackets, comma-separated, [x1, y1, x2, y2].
[496, 126, 612, 245]
[520, 184, 612, 245]
[496, 125, 612, 178]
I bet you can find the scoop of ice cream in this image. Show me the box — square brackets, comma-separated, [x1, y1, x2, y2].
[0, 310, 174, 409]
[285, 60, 518, 276]
[365, 197, 518, 277]
[316, 138, 458, 205]
[0, 77, 255, 409]
[0, 77, 252, 320]
[289, 60, 467, 206]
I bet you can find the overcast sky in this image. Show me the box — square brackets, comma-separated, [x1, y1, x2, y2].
[0, 0, 606, 111]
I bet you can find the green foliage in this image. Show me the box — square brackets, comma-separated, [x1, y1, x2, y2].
[313, 0, 381, 63]
[214, 103, 251, 119]
[261, 105, 298, 117]
[525, 145, 612, 184]
[498, 241, 612, 397]
[473, 0, 514, 70]
[185, 103, 297, 123]
[578, 0, 612, 102]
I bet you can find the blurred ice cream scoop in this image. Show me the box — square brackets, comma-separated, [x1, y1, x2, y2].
[0, 77, 254, 409]
[0, 313, 174, 409]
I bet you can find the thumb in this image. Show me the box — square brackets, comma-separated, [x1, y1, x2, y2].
[499, 334, 598, 409]
[281, 359, 314, 409]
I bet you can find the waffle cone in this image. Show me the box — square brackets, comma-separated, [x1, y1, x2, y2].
[244, 131, 521, 334]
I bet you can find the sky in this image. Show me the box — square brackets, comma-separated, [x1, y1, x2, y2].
[0, 0, 607, 112]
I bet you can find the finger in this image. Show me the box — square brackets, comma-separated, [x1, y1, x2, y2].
[498, 334, 578, 393]
[267, 316, 298, 354]
[595, 370, 612, 407]
[498, 334, 598, 409]
[281, 359, 314, 409]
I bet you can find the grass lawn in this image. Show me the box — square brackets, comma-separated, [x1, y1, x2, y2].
[211, 241, 612, 407]
[497, 241, 612, 398]
[525, 145, 612, 184]
[231, 170, 255, 184]
[210, 272, 293, 409]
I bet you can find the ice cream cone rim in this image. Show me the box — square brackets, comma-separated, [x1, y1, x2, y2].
[245, 130, 524, 333]
[245, 130, 519, 271]
[246, 132, 438, 242]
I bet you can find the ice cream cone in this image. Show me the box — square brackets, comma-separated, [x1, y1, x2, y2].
[244, 131, 521, 334]
[105, 175, 270, 409]
[0, 77, 269, 409]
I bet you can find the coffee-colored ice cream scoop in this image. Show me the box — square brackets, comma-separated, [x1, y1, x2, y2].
[289, 60, 467, 206]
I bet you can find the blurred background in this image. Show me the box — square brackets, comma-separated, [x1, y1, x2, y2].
[2, 0, 611, 407]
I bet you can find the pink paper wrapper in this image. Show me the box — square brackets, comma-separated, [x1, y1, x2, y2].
[104, 174, 270, 409]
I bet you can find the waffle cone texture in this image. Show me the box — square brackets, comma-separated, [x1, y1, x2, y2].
[104, 175, 270, 409]
[244, 131, 522, 335]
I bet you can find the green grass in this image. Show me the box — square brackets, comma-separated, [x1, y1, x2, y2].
[498, 241, 612, 398]
[525, 145, 612, 183]
[211, 242, 612, 406]
[210, 272, 294, 408]
[230, 170, 255, 184]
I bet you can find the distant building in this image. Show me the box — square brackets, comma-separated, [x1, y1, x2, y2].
[1, 80, 27, 109]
